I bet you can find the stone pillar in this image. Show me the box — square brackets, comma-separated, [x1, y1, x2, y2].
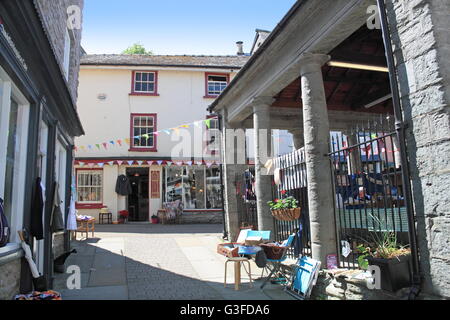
[221, 110, 247, 241]
[252, 97, 275, 235]
[290, 129, 304, 150]
[344, 130, 362, 175]
[300, 53, 337, 265]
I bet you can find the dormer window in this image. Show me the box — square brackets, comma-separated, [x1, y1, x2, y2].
[205, 73, 229, 98]
[131, 71, 159, 96]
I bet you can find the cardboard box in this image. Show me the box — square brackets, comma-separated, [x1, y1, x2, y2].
[217, 243, 239, 258]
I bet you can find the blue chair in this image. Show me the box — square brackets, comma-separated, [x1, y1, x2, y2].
[260, 234, 295, 289]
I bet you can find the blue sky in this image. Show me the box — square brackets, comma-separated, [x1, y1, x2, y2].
[81, 0, 297, 55]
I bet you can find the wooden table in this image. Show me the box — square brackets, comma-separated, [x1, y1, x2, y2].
[76, 218, 95, 239]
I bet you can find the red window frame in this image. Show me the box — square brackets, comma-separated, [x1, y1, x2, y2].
[129, 113, 158, 152]
[204, 72, 230, 99]
[75, 168, 104, 209]
[130, 70, 159, 96]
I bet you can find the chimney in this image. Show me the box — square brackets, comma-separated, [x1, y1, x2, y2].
[236, 41, 244, 55]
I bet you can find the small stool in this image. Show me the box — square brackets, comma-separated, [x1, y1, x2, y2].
[224, 257, 253, 291]
[99, 211, 112, 224]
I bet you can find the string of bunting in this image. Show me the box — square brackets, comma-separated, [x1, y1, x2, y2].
[74, 159, 220, 168]
[74, 117, 218, 152]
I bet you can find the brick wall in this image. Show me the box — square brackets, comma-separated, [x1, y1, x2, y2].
[0, 259, 21, 300]
[387, 0, 450, 298]
[34, 0, 84, 105]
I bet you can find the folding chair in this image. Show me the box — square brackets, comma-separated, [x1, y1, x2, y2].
[285, 256, 321, 300]
[260, 234, 295, 289]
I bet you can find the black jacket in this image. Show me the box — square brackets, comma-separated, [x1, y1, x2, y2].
[30, 177, 44, 240]
[115, 175, 132, 196]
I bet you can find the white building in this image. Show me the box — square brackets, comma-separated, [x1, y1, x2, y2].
[74, 54, 249, 223]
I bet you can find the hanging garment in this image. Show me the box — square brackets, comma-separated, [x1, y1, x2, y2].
[30, 177, 44, 240]
[115, 175, 132, 196]
[0, 198, 11, 247]
[293, 223, 303, 258]
[66, 197, 77, 231]
[50, 182, 65, 233]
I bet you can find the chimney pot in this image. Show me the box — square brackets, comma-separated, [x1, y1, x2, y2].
[236, 41, 244, 55]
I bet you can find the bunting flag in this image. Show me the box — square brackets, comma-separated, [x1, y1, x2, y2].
[96, 144, 101, 149]
[206, 161, 213, 168]
[157, 160, 163, 166]
[108, 161, 114, 166]
[175, 161, 183, 166]
[137, 161, 143, 166]
[102, 143, 108, 149]
[196, 161, 203, 167]
[78, 162, 85, 167]
[117, 160, 123, 165]
[87, 163, 95, 168]
[186, 161, 193, 166]
[147, 161, 154, 166]
[110, 141, 115, 145]
[180, 125, 189, 129]
[117, 140, 122, 146]
[98, 163, 105, 168]
[166, 161, 173, 167]
[127, 160, 134, 166]
[124, 138, 130, 145]
[163, 130, 171, 135]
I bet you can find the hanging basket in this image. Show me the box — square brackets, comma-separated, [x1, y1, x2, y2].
[271, 207, 301, 221]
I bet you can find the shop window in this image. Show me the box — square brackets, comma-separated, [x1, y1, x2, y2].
[131, 71, 158, 95]
[205, 73, 229, 98]
[76, 170, 103, 203]
[164, 166, 222, 210]
[0, 72, 30, 245]
[130, 113, 157, 151]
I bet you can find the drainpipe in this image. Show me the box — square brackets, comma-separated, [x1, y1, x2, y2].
[377, 0, 421, 299]
[212, 112, 228, 240]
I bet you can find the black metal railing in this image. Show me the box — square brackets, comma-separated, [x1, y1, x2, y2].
[235, 168, 258, 230]
[329, 117, 410, 269]
[272, 149, 311, 259]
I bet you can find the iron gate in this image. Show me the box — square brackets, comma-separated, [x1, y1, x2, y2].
[329, 118, 410, 268]
[235, 167, 258, 230]
[272, 149, 311, 259]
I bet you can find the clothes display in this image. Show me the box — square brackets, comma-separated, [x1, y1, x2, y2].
[66, 197, 77, 231]
[30, 177, 44, 240]
[50, 182, 65, 233]
[115, 174, 132, 196]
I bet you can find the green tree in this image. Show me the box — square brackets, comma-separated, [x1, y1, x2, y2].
[122, 43, 153, 55]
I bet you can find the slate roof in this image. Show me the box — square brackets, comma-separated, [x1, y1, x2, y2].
[80, 54, 250, 69]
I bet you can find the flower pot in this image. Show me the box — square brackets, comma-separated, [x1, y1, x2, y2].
[271, 207, 301, 221]
[367, 254, 412, 292]
[151, 217, 159, 224]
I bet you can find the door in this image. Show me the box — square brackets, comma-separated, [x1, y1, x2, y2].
[126, 168, 149, 222]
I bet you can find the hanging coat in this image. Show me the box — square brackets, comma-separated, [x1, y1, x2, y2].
[115, 175, 132, 196]
[30, 177, 44, 240]
[50, 182, 65, 233]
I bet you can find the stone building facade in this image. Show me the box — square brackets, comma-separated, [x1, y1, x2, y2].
[387, 0, 450, 298]
[0, 0, 84, 299]
[210, 0, 449, 299]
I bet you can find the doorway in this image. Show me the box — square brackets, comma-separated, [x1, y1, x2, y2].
[126, 168, 149, 222]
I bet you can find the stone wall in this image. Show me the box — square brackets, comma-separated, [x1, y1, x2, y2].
[386, 0, 450, 298]
[0, 258, 21, 300]
[34, 0, 84, 104]
[178, 211, 223, 224]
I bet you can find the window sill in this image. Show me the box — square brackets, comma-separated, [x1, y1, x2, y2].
[0, 243, 23, 266]
[129, 92, 160, 97]
[129, 148, 158, 153]
[203, 95, 220, 99]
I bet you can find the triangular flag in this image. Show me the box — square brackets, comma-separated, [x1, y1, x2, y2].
[108, 161, 114, 166]
[78, 162, 85, 167]
[88, 163, 95, 168]
[163, 129, 171, 135]
[88, 145, 93, 150]
[127, 160, 134, 166]
[196, 161, 203, 167]
[98, 163, 105, 168]
[117, 140, 122, 146]
[153, 132, 159, 136]
[137, 161, 143, 166]
[156, 160, 163, 166]
[206, 162, 213, 168]
[180, 125, 189, 128]
[186, 161, 193, 166]
[147, 161, 154, 166]
[166, 161, 173, 167]
[175, 161, 183, 166]
[110, 141, 115, 145]
[124, 138, 130, 145]
[96, 144, 101, 149]
[117, 160, 123, 166]
[102, 143, 108, 149]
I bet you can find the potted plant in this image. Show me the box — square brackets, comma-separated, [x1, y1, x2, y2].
[118, 210, 129, 224]
[151, 215, 159, 224]
[267, 191, 301, 221]
[356, 217, 412, 292]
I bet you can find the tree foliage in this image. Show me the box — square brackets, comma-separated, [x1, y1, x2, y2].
[122, 43, 153, 55]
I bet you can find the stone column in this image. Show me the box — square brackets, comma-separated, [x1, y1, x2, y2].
[221, 110, 247, 241]
[252, 97, 275, 235]
[344, 130, 362, 175]
[289, 129, 304, 150]
[300, 53, 337, 265]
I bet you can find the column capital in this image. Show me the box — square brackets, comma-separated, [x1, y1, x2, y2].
[298, 53, 331, 76]
[250, 96, 275, 111]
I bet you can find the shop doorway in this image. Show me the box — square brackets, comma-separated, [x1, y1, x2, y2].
[126, 168, 150, 222]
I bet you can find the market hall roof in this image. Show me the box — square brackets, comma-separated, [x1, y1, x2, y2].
[80, 54, 251, 69]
